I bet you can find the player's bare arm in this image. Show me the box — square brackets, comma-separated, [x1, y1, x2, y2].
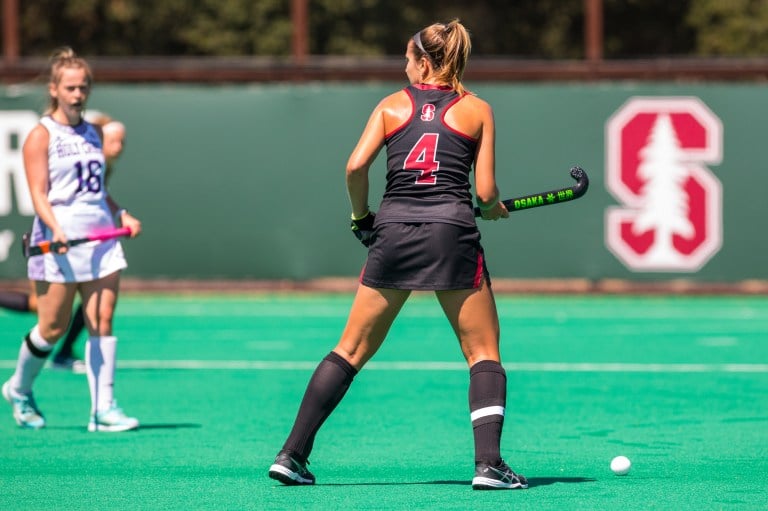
[23, 125, 69, 247]
[465, 98, 507, 220]
[345, 92, 406, 217]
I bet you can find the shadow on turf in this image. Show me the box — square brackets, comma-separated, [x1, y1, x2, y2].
[313, 477, 595, 488]
[137, 423, 202, 430]
[526, 477, 596, 487]
[46, 423, 203, 432]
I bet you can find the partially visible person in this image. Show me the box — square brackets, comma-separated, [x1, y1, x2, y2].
[268, 20, 527, 490]
[0, 114, 128, 374]
[0, 281, 84, 372]
[0, 285, 37, 314]
[1, 47, 141, 432]
[93, 115, 126, 180]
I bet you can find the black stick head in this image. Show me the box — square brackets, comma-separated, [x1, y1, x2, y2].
[569, 166, 589, 197]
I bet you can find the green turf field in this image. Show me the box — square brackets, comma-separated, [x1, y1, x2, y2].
[1, 293, 767, 510]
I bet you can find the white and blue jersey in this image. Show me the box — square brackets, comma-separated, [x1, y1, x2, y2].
[28, 116, 127, 283]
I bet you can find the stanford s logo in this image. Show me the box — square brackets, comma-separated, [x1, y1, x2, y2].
[605, 97, 723, 272]
[420, 104, 436, 122]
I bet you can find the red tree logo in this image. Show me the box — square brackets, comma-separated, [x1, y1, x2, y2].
[605, 97, 723, 271]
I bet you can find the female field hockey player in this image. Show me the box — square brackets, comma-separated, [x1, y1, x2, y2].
[2, 48, 141, 432]
[0, 113, 128, 374]
[269, 20, 527, 490]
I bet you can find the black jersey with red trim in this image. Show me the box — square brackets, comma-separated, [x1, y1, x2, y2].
[375, 84, 478, 228]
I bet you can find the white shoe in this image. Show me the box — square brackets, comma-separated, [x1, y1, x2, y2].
[2, 380, 46, 430]
[88, 401, 139, 432]
[49, 356, 86, 374]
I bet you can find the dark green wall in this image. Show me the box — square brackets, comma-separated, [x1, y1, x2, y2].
[1, 82, 764, 281]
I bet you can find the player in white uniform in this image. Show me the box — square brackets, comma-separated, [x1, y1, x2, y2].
[0, 114, 129, 373]
[27, 116, 127, 282]
[2, 47, 142, 432]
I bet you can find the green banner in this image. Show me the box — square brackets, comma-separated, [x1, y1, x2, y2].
[1, 82, 764, 281]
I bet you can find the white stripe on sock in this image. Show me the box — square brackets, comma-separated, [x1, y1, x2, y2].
[470, 405, 505, 422]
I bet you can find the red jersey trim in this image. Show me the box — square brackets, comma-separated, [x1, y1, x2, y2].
[413, 83, 453, 91]
[358, 262, 367, 283]
[441, 94, 478, 142]
[473, 250, 485, 288]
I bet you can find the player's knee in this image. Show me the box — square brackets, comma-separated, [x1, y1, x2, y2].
[88, 306, 116, 333]
[94, 316, 115, 335]
[460, 338, 501, 367]
[39, 323, 68, 343]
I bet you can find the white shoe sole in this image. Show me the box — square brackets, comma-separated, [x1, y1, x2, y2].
[472, 476, 528, 490]
[268, 464, 314, 485]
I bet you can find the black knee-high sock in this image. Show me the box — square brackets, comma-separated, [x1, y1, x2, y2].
[469, 360, 507, 466]
[283, 351, 358, 461]
[0, 291, 31, 312]
[55, 303, 85, 359]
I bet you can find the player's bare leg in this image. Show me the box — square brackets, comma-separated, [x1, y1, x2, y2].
[436, 278, 501, 366]
[437, 280, 528, 490]
[80, 272, 137, 432]
[335, 285, 410, 370]
[270, 285, 409, 485]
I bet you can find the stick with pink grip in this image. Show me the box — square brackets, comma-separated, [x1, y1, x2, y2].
[23, 227, 132, 258]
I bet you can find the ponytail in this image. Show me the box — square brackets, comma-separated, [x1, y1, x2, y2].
[413, 19, 472, 95]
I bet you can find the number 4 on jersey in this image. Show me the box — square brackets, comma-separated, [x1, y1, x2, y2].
[404, 133, 440, 185]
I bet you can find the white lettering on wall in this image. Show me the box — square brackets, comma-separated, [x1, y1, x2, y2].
[0, 110, 39, 216]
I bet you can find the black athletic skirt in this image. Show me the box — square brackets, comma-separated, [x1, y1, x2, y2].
[360, 222, 490, 291]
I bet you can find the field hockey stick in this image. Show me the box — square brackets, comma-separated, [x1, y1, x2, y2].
[474, 166, 589, 217]
[24, 226, 132, 258]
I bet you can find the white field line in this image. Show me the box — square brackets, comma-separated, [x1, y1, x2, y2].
[1, 360, 766, 373]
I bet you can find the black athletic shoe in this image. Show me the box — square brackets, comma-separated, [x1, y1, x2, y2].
[472, 460, 528, 490]
[268, 450, 316, 486]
